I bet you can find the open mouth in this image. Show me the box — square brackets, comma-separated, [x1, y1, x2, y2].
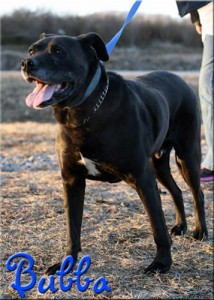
[25, 79, 74, 109]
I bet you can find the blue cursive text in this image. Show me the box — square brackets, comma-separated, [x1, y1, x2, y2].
[6, 252, 111, 298]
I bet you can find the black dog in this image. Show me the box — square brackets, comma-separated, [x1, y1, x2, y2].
[21, 32, 208, 275]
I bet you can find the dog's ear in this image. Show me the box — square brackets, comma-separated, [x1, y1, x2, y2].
[39, 33, 57, 39]
[79, 32, 109, 62]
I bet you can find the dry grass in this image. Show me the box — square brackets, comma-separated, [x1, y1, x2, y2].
[0, 72, 213, 299]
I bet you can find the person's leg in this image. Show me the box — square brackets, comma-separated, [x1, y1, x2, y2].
[199, 34, 214, 180]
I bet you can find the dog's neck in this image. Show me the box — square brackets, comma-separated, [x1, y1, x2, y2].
[82, 76, 109, 125]
[72, 64, 102, 108]
[53, 64, 109, 128]
[73, 63, 109, 125]
[82, 65, 102, 102]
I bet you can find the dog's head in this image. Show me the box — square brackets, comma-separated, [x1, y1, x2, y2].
[21, 33, 109, 109]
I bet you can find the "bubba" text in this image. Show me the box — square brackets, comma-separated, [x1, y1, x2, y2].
[6, 252, 111, 298]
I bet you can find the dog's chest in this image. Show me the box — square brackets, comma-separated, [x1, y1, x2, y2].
[78, 153, 100, 176]
[57, 127, 121, 183]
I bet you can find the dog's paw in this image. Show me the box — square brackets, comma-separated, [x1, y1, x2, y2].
[144, 253, 172, 275]
[192, 229, 208, 241]
[170, 224, 187, 236]
[144, 260, 171, 275]
[45, 255, 78, 275]
[45, 262, 62, 275]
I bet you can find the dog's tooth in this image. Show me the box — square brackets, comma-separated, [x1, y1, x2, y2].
[55, 84, 62, 92]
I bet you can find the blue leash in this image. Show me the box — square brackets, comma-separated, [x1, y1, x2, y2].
[105, 0, 142, 55]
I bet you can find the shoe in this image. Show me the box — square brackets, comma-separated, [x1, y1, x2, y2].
[200, 168, 214, 182]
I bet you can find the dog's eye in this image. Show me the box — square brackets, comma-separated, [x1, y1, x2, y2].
[52, 46, 64, 56]
[28, 47, 34, 56]
[56, 48, 62, 54]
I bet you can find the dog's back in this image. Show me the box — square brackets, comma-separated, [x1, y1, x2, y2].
[112, 70, 200, 157]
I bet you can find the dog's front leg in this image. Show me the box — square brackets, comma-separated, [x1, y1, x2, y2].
[135, 165, 172, 274]
[46, 176, 85, 275]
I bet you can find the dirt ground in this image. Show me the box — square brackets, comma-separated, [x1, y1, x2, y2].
[0, 72, 213, 299]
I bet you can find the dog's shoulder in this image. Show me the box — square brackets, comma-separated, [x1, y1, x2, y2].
[106, 71, 124, 84]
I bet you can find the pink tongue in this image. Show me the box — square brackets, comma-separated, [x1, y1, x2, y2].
[26, 82, 56, 108]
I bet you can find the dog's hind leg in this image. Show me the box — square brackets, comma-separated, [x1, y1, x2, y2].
[133, 163, 172, 274]
[152, 151, 187, 236]
[175, 153, 208, 240]
[171, 89, 208, 240]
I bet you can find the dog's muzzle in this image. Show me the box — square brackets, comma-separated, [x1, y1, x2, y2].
[21, 58, 38, 84]
[21, 58, 33, 69]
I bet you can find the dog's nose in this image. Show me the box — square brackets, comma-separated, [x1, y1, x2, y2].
[21, 58, 35, 70]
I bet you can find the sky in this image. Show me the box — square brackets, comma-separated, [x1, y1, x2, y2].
[0, 0, 181, 18]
